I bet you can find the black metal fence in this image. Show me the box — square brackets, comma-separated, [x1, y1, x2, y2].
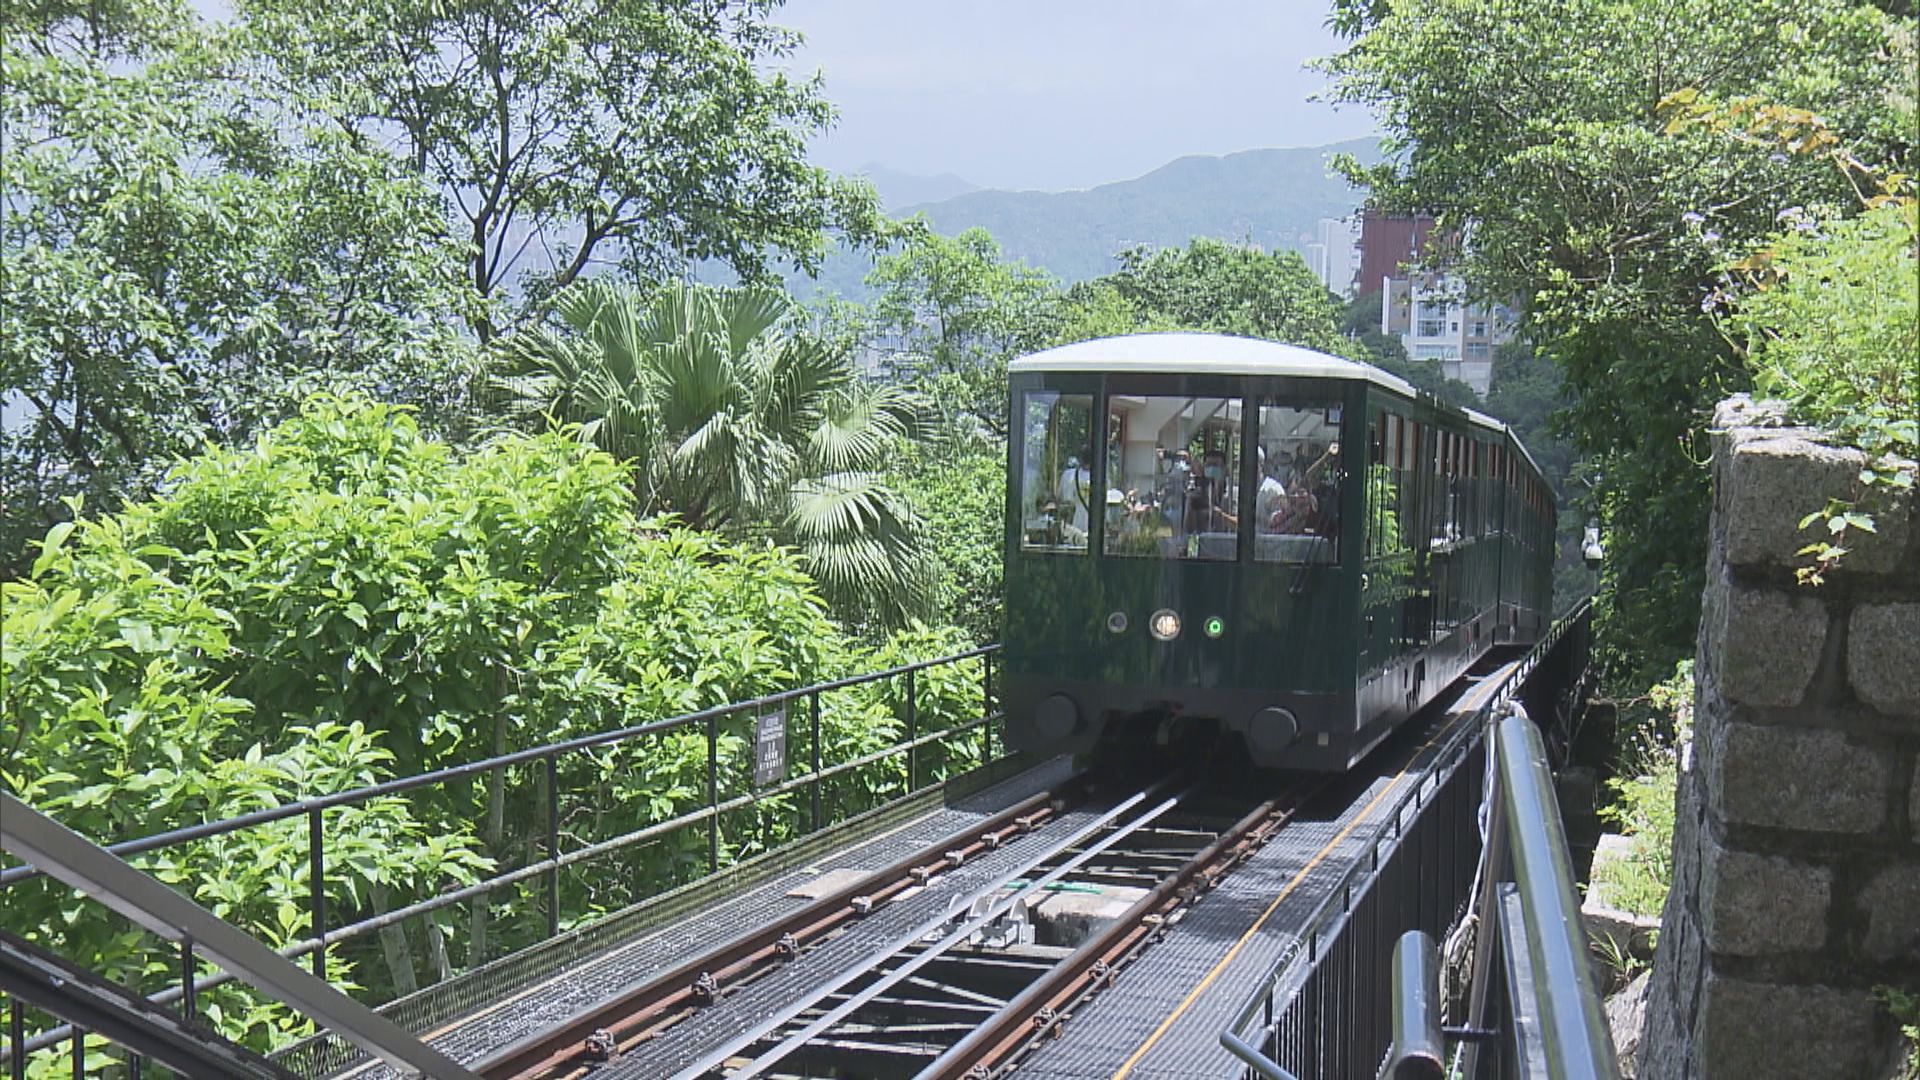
[2, 646, 1003, 1076]
[1221, 601, 1601, 1080]
[1220, 682, 1490, 1079]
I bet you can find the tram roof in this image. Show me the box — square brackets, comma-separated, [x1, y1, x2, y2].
[1012, 332, 1516, 441]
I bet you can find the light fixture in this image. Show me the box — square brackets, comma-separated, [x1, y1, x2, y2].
[1149, 609, 1181, 641]
[1204, 615, 1226, 638]
[1107, 611, 1129, 634]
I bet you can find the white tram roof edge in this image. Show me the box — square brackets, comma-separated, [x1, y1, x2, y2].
[1011, 332, 1408, 387]
[1015, 333, 1506, 428]
[1012, 332, 1546, 477]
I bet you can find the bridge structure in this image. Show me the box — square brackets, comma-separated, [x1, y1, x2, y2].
[2, 604, 1607, 1080]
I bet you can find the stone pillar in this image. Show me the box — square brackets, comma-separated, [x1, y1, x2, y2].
[1639, 397, 1920, 1078]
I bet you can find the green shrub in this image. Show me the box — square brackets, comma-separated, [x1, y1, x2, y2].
[1876, 986, 1920, 1080]
[3, 394, 990, 1053]
[1596, 661, 1693, 918]
[1722, 192, 1918, 584]
[1728, 199, 1917, 437]
[891, 439, 1005, 646]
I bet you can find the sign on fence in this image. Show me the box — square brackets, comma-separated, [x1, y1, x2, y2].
[753, 707, 786, 787]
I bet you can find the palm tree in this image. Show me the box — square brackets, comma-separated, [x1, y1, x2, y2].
[494, 281, 935, 628]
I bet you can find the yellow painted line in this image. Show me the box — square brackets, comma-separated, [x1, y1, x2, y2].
[1109, 668, 1512, 1079]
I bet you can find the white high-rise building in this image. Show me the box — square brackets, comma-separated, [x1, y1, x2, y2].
[1303, 217, 1360, 299]
[1380, 272, 1512, 396]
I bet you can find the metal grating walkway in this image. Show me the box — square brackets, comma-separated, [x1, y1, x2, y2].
[1014, 697, 1487, 1079]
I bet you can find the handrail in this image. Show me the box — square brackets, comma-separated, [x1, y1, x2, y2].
[1220, 599, 1600, 1080]
[0, 645, 998, 888]
[2, 793, 480, 1079]
[1494, 708, 1618, 1080]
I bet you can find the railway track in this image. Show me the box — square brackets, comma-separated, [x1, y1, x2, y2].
[475, 770, 1314, 1080]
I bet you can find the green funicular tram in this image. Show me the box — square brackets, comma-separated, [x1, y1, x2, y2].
[1000, 333, 1555, 773]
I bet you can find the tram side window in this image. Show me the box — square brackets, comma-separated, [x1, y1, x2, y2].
[1102, 394, 1242, 560]
[1019, 391, 1094, 554]
[1252, 401, 1342, 563]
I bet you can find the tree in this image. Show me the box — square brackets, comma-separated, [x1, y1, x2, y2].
[239, 0, 886, 340]
[1042, 279, 1166, 347]
[865, 226, 1060, 437]
[1322, 0, 1914, 681]
[1103, 238, 1353, 352]
[1, 0, 477, 573]
[495, 282, 936, 628]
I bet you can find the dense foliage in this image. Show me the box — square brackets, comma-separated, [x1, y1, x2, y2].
[890, 436, 1007, 646]
[1323, 0, 1916, 683]
[1, 397, 986, 1057]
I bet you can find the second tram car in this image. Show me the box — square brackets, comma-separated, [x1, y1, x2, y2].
[1001, 333, 1555, 771]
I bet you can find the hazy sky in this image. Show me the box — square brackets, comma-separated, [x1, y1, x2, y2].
[773, 1, 1379, 192]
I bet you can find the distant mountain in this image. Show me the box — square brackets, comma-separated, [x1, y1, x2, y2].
[850, 164, 981, 212]
[796, 138, 1383, 300]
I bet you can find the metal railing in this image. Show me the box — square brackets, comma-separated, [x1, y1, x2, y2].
[1222, 601, 1613, 1080]
[1218, 675, 1490, 1080]
[3, 793, 479, 1079]
[2, 645, 1003, 1074]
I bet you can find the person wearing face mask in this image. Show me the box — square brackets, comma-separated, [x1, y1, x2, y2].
[1184, 447, 1238, 533]
[1057, 447, 1093, 533]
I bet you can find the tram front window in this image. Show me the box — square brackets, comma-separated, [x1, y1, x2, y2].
[1019, 391, 1093, 553]
[1252, 401, 1342, 564]
[1102, 395, 1242, 560]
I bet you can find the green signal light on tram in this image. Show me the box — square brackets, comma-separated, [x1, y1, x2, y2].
[1204, 616, 1226, 639]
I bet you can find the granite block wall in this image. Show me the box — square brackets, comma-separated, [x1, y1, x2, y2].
[1639, 397, 1920, 1078]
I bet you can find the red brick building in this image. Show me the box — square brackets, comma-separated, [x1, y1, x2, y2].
[1355, 209, 1438, 297]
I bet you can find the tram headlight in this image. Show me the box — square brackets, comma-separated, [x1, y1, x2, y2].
[1149, 609, 1181, 641]
[1107, 610, 1129, 634]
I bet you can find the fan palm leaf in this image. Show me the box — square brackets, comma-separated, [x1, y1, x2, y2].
[809, 382, 917, 475]
[493, 280, 936, 627]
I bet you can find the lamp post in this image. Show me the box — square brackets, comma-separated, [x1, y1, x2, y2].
[1582, 519, 1604, 569]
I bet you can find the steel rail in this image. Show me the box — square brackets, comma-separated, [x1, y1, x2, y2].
[654, 783, 1178, 1080]
[472, 777, 1080, 1078]
[923, 782, 1315, 1079]
[721, 787, 1197, 1080]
